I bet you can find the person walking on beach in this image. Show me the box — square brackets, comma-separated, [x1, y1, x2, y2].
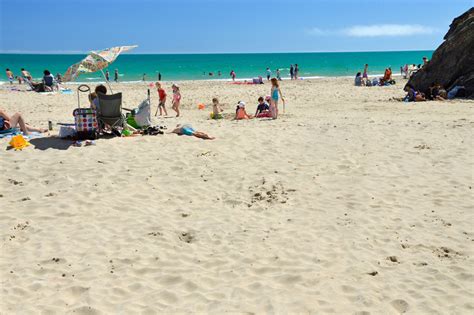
[21, 68, 32, 81]
[5, 69, 14, 84]
[294, 64, 299, 80]
[155, 81, 168, 117]
[290, 64, 294, 80]
[171, 83, 181, 117]
[270, 78, 285, 119]
[230, 70, 236, 81]
[114, 69, 119, 82]
[276, 69, 282, 81]
[266, 67, 272, 81]
[105, 70, 110, 81]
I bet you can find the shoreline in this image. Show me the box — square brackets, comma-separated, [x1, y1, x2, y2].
[0, 73, 403, 86]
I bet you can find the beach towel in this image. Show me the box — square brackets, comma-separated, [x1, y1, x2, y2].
[0, 128, 20, 139]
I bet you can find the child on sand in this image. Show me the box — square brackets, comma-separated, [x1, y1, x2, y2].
[255, 96, 271, 118]
[155, 81, 168, 117]
[171, 83, 181, 117]
[211, 97, 223, 119]
[235, 101, 252, 120]
[270, 78, 285, 119]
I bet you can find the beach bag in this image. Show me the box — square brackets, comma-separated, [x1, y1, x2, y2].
[73, 108, 98, 140]
[58, 125, 76, 139]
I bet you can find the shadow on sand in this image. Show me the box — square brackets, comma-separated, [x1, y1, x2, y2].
[29, 137, 73, 151]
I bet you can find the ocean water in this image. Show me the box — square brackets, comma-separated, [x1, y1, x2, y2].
[0, 51, 432, 83]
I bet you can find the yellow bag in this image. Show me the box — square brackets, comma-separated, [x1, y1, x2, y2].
[9, 135, 30, 150]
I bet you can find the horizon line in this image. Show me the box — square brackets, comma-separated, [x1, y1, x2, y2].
[0, 49, 435, 55]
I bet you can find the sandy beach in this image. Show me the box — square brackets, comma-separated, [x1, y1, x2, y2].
[1, 78, 473, 314]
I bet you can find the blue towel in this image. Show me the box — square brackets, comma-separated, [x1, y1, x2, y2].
[0, 128, 20, 139]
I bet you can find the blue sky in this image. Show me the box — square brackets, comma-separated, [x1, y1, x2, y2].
[0, 0, 471, 53]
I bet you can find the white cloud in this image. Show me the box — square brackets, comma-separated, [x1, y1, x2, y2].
[306, 27, 327, 36]
[306, 24, 436, 37]
[343, 24, 436, 37]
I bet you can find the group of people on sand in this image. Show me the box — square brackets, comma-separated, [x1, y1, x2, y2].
[403, 83, 466, 102]
[355, 64, 395, 87]
[154, 82, 181, 117]
[400, 56, 429, 79]
[210, 78, 284, 120]
[5, 68, 61, 92]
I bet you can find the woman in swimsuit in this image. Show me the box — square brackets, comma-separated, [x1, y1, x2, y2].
[171, 124, 215, 140]
[0, 109, 47, 134]
[171, 83, 181, 117]
[270, 78, 285, 119]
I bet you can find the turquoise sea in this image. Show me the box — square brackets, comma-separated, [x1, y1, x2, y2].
[0, 51, 433, 83]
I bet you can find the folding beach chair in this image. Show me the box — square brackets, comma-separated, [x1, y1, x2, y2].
[97, 92, 126, 132]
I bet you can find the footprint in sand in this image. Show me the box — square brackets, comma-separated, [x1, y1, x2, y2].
[390, 299, 409, 313]
[179, 232, 195, 243]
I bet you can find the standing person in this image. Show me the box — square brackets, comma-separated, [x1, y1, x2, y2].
[218, 71, 221, 77]
[171, 83, 181, 117]
[114, 69, 119, 82]
[270, 78, 285, 119]
[105, 70, 110, 81]
[266, 67, 272, 81]
[422, 56, 429, 66]
[142, 73, 146, 81]
[158, 72, 162, 81]
[290, 64, 294, 80]
[5, 68, 14, 84]
[294, 64, 299, 80]
[155, 81, 168, 117]
[21, 68, 32, 81]
[363, 64, 369, 81]
[276, 69, 282, 81]
[230, 70, 236, 81]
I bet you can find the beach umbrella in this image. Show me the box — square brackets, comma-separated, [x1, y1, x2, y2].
[63, 45, 137, 91]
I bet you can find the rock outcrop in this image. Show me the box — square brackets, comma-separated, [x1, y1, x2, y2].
[407, 8, 474, 98]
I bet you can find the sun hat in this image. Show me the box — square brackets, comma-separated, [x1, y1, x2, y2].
[237, 101, 246, 108]
[265, 95, 271, 101]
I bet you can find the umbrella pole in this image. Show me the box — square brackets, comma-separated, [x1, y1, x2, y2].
[100, 69, 113, 93]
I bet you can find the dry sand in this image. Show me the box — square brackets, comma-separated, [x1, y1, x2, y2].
[1, 78, 473, 314]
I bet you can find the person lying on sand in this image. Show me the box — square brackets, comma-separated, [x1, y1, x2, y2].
[403, 85, 426, 102]
[0, 109, 47, 135]
[171, 124, 215, 140]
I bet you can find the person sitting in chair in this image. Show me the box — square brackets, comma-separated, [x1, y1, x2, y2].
[90, 84, 107, 111]
[42, 70, 56, 91]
